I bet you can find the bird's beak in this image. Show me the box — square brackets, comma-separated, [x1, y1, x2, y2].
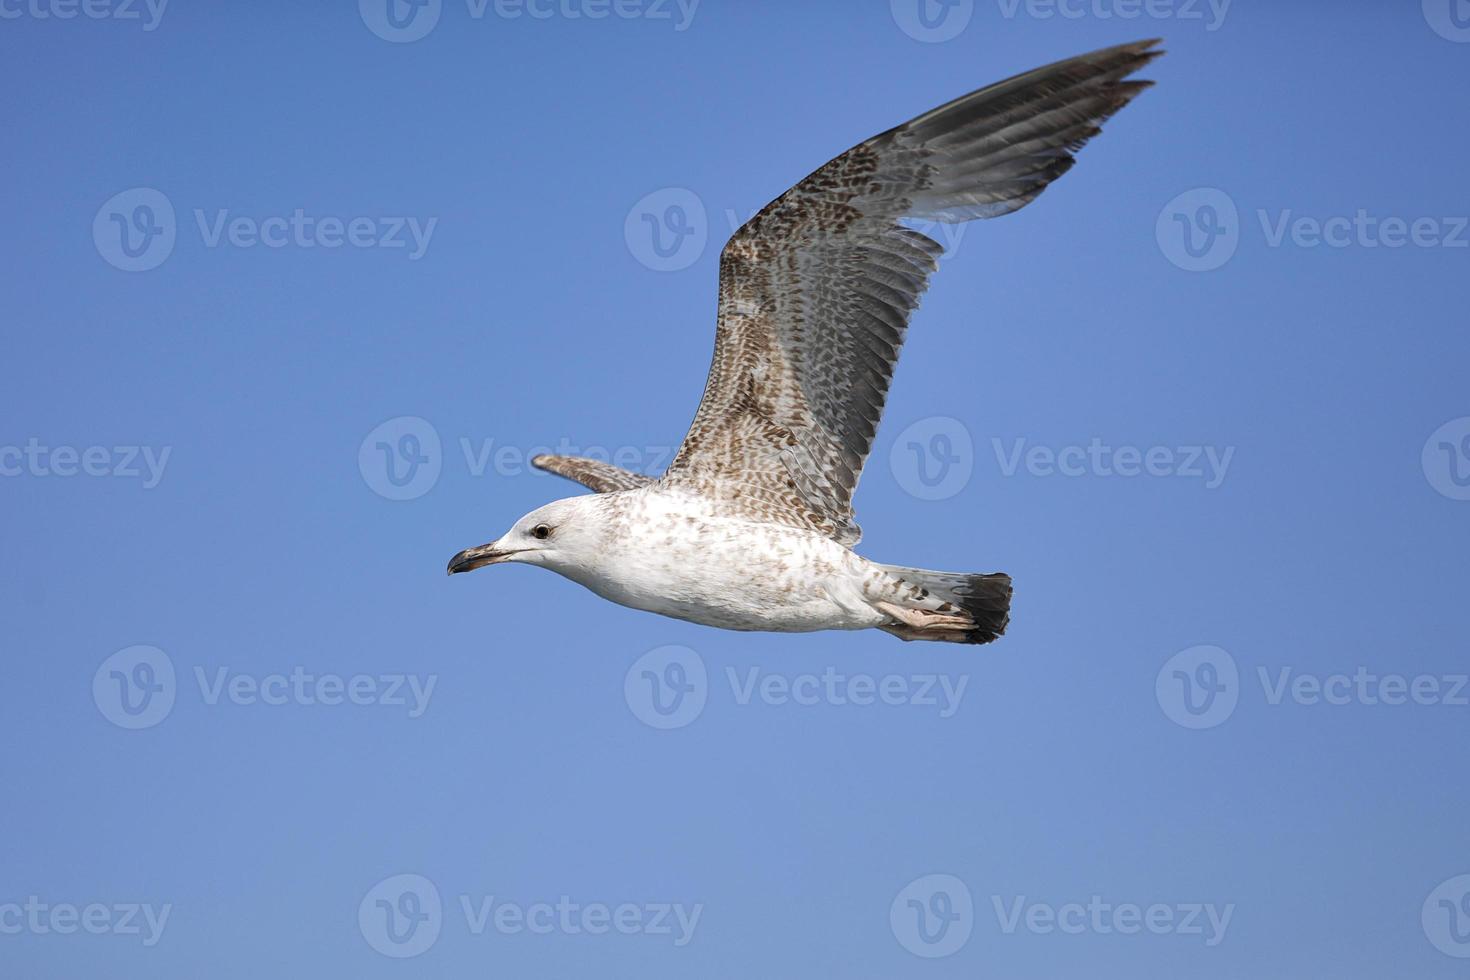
[446, 542, 517, 575]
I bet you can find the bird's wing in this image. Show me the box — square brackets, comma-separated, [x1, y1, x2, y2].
[660, 39, 1162, 545]
[532, 454, 655, 493]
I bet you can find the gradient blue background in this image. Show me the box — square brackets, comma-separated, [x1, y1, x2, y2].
[4, 1, 1468, 976]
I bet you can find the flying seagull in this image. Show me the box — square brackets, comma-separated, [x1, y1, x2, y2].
[449, 40, 1162, 644]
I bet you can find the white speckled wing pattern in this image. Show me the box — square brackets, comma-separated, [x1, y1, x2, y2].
[531, 454, 656, 493]
[661, 39, 1162, 545]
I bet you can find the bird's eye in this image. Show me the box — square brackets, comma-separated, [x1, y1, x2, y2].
[531, 523, 552, 540]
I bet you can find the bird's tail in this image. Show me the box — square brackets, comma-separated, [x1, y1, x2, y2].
[874, 565, 1012, 645]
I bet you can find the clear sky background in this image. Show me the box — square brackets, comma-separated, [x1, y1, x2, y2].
[4, 1, 1469, 977]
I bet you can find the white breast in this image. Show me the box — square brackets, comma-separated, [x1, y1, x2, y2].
[564, 489, 884, 633]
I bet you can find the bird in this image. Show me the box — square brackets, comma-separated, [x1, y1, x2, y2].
[448, 39, 1162, 644]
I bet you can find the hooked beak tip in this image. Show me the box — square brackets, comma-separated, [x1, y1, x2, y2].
[446, 544, 511, 575]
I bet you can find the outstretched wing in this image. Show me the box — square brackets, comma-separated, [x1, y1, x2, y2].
[660, 39, 1162, 545]
[532, 454, 655, 493]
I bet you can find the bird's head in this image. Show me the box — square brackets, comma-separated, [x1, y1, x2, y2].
[446, 495, 604, 576]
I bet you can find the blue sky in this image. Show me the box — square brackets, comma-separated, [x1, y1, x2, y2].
[3, 1, 1469, 977]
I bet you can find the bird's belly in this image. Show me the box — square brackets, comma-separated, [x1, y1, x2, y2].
[570, 524, 883, 633]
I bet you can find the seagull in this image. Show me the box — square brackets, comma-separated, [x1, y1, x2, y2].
[449, 40, 1161, 644]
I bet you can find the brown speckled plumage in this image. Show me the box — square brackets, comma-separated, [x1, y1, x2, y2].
[657, 39, 1162, 545]
[459, 41, 1162, 645]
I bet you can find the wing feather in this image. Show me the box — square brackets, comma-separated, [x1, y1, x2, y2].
[661, 40, 1163, 544]
[531, 455, 655, 493]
